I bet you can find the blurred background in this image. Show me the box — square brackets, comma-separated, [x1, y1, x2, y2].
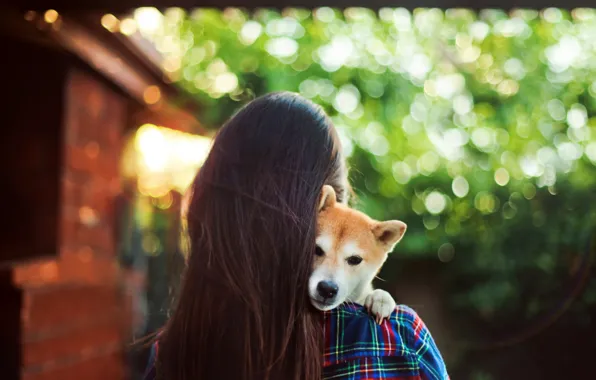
[1, 2, 595, 380]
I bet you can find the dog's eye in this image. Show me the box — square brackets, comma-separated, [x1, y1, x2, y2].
[346, 256, 363, 266]
[315, 246, 324, 257]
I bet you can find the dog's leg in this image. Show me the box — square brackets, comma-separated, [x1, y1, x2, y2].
[363, 289, 397, 325]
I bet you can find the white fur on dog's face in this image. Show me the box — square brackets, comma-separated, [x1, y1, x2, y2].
[309, 233, 380, 311]
[309, 186, 406, 311]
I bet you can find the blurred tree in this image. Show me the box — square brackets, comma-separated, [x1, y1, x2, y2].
[138, 5, 596, 371]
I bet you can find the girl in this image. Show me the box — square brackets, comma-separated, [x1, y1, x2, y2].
[146, 92, 448, 380]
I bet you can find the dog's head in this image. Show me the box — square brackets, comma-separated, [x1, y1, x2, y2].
[309, 185, 407, 311]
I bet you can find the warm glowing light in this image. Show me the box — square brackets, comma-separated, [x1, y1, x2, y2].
[143, 85, 162, 105]
[120, 18, 138, 36]
[101, 14, 120, 32]
[128, 124, 212, 195]
[134, 7, 162, 34]
[44, 10, 59, 24]
[135, 125, 168, 171]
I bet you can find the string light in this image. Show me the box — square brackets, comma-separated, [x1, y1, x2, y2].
[134, 7, 162, 34]
[44, 9, 59, 24]
[101, 14, 120, 32]
[119, 18, 138, 36]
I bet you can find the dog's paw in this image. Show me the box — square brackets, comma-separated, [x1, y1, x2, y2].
[364, 289, 396, 325]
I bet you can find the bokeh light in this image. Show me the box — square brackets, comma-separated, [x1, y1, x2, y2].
[44, 10, 58, 24]
[101, 14, 120, 32]
[120, 18, 138, 36]
[123, 124, 212, 196]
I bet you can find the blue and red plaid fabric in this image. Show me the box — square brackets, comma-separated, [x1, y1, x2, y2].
[144, 304, 448, 380]
[322, 304, 448, 379]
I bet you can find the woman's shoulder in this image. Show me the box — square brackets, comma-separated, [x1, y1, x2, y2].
[323, 303, 448, 379]
[323, 303, 424, 361]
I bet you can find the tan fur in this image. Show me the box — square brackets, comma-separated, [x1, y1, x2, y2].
[318, 200, 394, 267]
[309, 185, 407, 323]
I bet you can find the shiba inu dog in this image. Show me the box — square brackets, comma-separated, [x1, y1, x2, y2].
[309, 185, 407, 324]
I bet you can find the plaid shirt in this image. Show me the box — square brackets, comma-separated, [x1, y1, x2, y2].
[144, 304, 448, 380]
[322, 304, 448, 379]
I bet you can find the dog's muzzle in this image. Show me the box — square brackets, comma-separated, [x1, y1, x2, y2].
[316, 280, 339, 300]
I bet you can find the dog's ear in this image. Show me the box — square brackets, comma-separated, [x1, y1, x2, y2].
[319, 185, 337, 211]
[372, 220, 407, 252]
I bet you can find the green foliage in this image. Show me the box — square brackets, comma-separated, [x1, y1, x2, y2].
[142, 8, 596, 329]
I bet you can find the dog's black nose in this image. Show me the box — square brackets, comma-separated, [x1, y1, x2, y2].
[317, 281, 339, 299]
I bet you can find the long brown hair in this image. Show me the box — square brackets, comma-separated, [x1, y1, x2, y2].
[157, 92, 348, 380]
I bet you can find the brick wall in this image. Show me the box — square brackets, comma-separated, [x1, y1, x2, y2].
[12, 69, 130, 380]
